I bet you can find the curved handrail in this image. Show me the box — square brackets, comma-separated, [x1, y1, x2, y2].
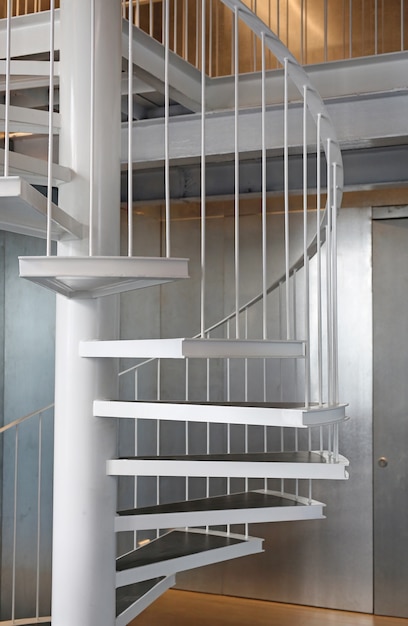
[0, 402, 54, 435]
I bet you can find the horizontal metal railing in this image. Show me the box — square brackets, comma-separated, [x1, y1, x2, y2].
[0, 404, 54, 626]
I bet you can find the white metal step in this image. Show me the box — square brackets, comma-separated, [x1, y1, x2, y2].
[116, 528, 263, 588]
[94, 399, 347, 428]
[80, 338, 306, 359]
[115, 490, 325, 532]
[0, 10, 61, 58]
[108, 451, 349, 480]
[0, 176, 82, 240]
[116, 575, 175, 626]
[19, 255, 190, 298]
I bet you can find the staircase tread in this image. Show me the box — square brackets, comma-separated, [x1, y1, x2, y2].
[118, 490, 307, 517]
[121, 451, 326, 463]
[116, 529, 249, 572]
[121, 399, 340, 410]
[116, 578, 165, 615]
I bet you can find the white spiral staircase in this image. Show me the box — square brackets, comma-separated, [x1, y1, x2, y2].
[0, 1, 348, 625]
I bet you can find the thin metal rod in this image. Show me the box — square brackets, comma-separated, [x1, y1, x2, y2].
[89, 0, 95, 256]
[316, 114, 323, 405]
[209, 0, 213, 77]
[196, 0, 200, 67]
[300, 0, 304, 64]
[326, 138, 333, 404]
[133, 370, 139, 549]
[165, 0, 171, 257]
[184, 0, 189, 61]
[200, 0, 206, 337]
[150, 0, 153, 36]
[174, 0, 178, 53]
[244, 308, 248, 402]
[11, 427, 19, 622]
[261, 32, 268, 340]
[128, 0, 134, 257]
[332, 161, 339, 403]
[303, 85, 310, 408]
[402, 0, 405, 51]
[234, 6, 240, 338]
[284, 57, 291, 340]
[46, 0, 55, 256]
[349, 0, 353, 58]
[324, 0, 328, 61]
[374, 0, 378, 54]
[36, 413, 43, 619]
[4, 0, 12, 178]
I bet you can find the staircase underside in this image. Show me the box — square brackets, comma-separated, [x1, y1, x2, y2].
[108, 451, 349, 480]
[116, 575, 175, 626]
[115, 490, 325, 531]
[19, 255, 190, 298]
[95, 399, 347, 428]
[0, 176, 82, 240]
[116, 528, 263, 588]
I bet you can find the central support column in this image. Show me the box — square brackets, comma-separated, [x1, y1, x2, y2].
[51, 1, 122, 624]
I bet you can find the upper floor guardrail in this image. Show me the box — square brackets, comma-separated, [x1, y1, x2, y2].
[1, 0, 406, 70]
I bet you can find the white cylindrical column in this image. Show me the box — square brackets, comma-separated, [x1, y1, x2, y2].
[51, 1, 121, 625]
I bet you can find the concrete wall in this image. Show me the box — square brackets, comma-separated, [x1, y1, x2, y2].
[0, 232, 55, 621]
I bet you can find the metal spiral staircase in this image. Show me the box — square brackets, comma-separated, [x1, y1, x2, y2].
[0, 1, 348, 625]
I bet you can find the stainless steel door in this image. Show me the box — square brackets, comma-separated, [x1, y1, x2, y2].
[373, 218, 408, 618]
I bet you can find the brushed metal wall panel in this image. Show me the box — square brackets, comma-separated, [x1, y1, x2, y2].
[122, 204, 374, 612]
[373, 219, 408, 618]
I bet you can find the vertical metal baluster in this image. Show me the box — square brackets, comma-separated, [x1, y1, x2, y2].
[362, 0, 365, 56]
[303, 86, 310, 409]
[226, 319, 231, 532]
[316, 114, 323, 406]
[128, 0, 134, 256]
[184, 0, 189, 61]
[284, 57, 291, 340]
[136, 0, 140, 27]
[244, 308, 249, 536]
[185, 358, 189, 509]
[201, 0, 206, 338]
[46, 0, 55, 256]
[324, 0, 328, 61]
[234, 6, 240, 339]
[308, 427, 312, 503]
[401, 0, 405, 51]
[89, 0, 95, 255]
[134, 370, 139, 549]
[36, 413, 43, 620]
[261, 32, 267, 342]
[300, 0, 304, 64]
[174, 0, 178, 53]
[156, 360, 161, 536]
[150, 0, 153, 36]
[4, 0, 12, 178]
[295, 426, 299, 498]
[11, 426, 19, 623]
[334, 422, 339, 462]
[326, 138, 333, 404]
[252, 0, 257, 71]
[374, 0, 378, 54]
[332, 161, 339, 404]
[196, 0, 199, 67]
[319, 425, 323, 453]
[349, 0, 353, 58]
[261, 29, 268, 493]
[165, 0, 171, 256]
[209, 0, 213, 77]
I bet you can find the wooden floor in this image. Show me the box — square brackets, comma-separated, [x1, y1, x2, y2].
[130, 590, 408, 626]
